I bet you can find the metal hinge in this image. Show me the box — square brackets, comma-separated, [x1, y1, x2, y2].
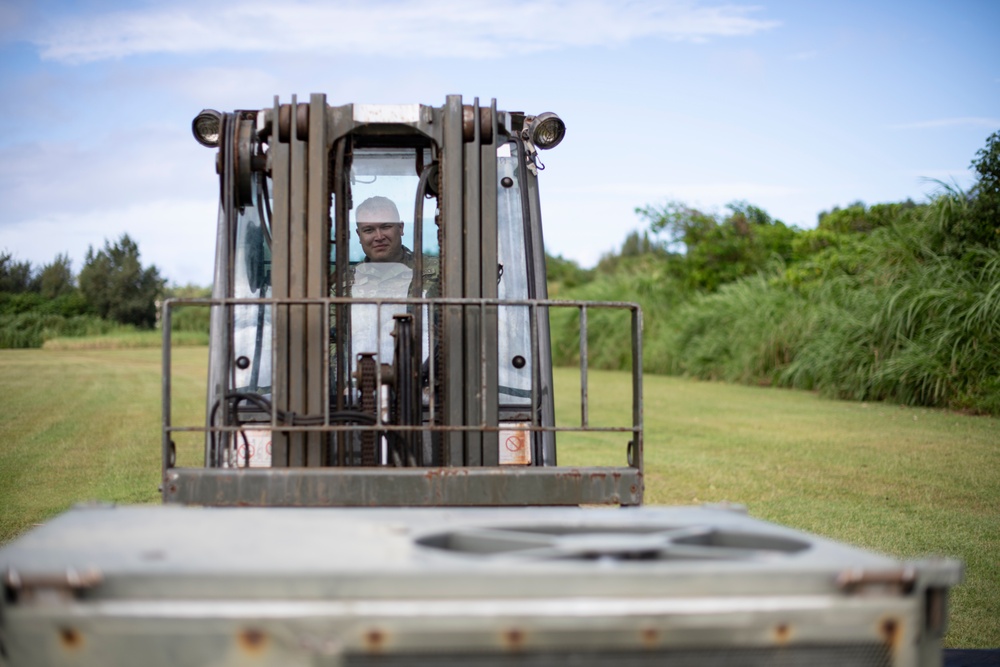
[836, 566, 916, 594]
[4, 567, 103, 604]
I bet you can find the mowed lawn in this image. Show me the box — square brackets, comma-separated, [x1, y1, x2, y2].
[1, 347, 997, 647]
[0, 347, 207, 539]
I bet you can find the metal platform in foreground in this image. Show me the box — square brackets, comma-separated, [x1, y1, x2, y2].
[0, 504, 961, 666]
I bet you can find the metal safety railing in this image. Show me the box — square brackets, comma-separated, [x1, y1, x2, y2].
[161, 296, 642, 472]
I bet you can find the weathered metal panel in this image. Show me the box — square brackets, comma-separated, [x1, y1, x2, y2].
[270, 98, 291, 467]
[353, 104, 422, 124]
[305, 92, 329, 466]
[481, 99, 501, 466]
[442, 95, 465, 465]
[521, 138, 558, 466]
[162, 466, 643, 507]
[464, 97, 484, 466]
[0, 505, 961, 666]
[288, 96, 308, 467]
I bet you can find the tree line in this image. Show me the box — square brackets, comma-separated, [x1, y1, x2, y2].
[5, 132, 997, 414]
[549, 131, 1000, 415]
[0, 235, 166, 348]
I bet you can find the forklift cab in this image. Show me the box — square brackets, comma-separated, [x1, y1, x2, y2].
[163, 95, 642, 506]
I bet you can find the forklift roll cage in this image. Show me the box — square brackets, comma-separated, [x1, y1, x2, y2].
[161, 94, 644, 507]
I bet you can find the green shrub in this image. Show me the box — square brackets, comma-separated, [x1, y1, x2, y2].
[551, 259, 683, 373]
[552, 204, 1000, 414]
[0, 313, 123, 349]
[169, 304, 211, 333]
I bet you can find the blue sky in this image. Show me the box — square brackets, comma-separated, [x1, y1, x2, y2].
[1, 0, 998, 286]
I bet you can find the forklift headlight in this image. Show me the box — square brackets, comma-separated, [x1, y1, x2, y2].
[192, 109, 222, 147]
[526, 112, 565, 150]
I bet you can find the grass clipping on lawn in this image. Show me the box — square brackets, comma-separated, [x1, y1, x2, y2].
[0, 348, 996, 647]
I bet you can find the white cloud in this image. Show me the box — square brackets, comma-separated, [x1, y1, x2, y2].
[34, 0, 780, 64]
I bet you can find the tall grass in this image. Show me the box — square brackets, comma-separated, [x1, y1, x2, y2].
[0, 300, 210, 350]
[780, 225, 1000, 411]
[551, 259, 683, 372]
[0, 313, 123, 348]
[554, 204, 1000, 414]
[661, 275, 807, 383]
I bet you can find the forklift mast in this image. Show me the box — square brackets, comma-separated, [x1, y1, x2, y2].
[162, 94, 644, 507]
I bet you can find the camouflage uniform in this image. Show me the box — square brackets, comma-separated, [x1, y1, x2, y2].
[336, 246, 439, 297]
[330, 247, 439, 377]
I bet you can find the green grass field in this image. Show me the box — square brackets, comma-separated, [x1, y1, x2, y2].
[0, 347, 997, 646]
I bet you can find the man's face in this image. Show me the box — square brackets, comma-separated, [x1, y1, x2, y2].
[356, 212, 404, 262]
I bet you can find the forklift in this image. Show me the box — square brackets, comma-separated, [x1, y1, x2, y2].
[167, 94, 643, 506]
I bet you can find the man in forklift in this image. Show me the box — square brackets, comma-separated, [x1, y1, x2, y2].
[347, 196, 437, 371]
[355, 196, 411, 265]
[353, 195, 438, 295]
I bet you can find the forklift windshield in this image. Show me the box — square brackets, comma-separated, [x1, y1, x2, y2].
[217, 137, 541, 468]
[226, 141, 535, 407]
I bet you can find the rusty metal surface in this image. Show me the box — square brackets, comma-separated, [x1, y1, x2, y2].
[0, 504, 962, 666]
[462, 104, 493, 143]
[162, 466, 642, 507]
[277, 102, 309, 142]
